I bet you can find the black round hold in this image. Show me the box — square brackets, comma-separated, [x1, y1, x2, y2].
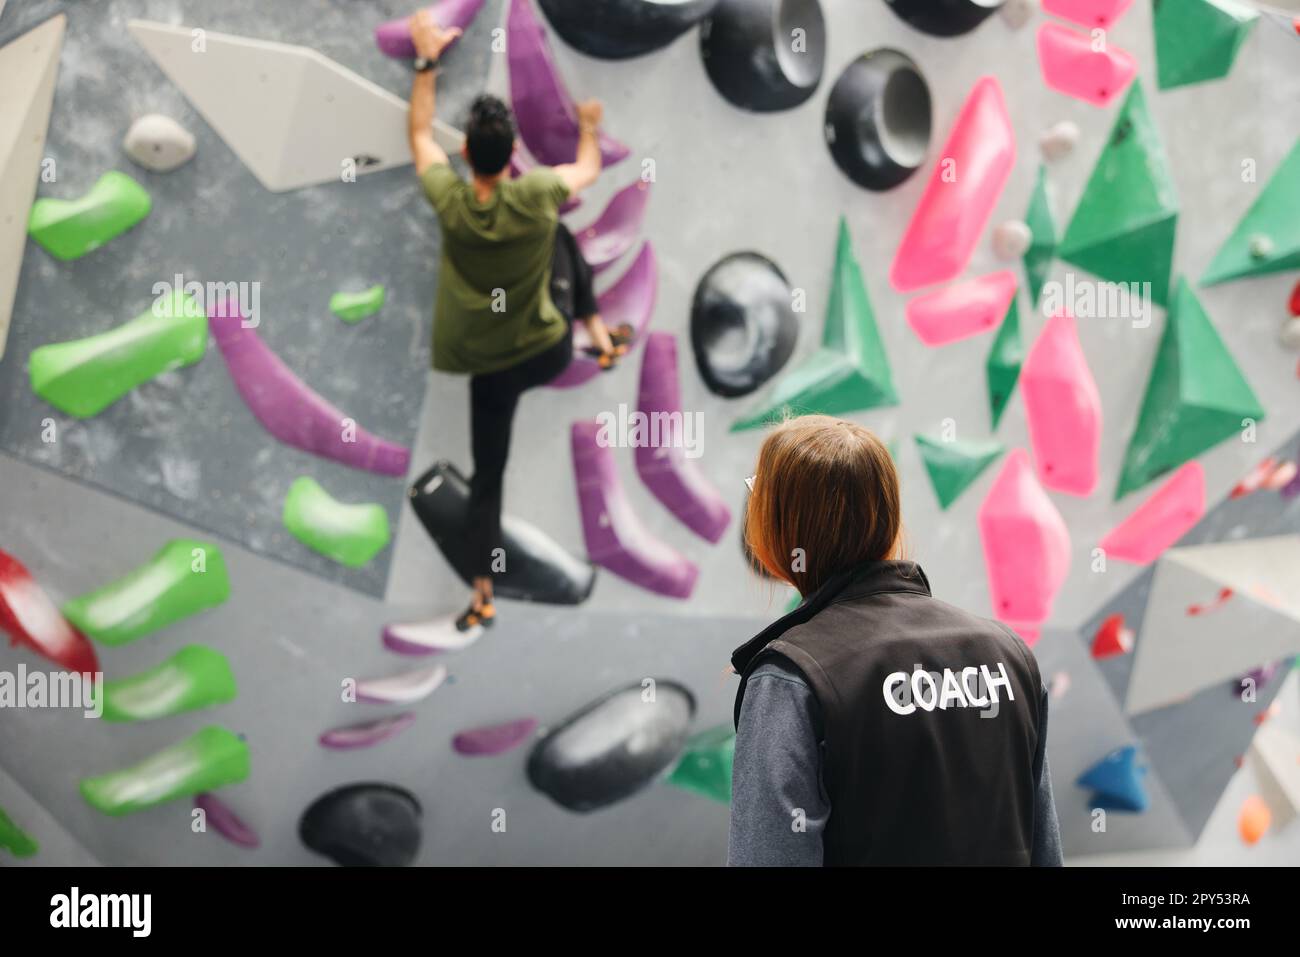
[700, 0, 827, 112]
[881, 0, 1005, 38]
[299, 783, 422, 867]
[691, 252, 799, 398]
[539, 0, 718, 60]
[825, 49, 932, 191]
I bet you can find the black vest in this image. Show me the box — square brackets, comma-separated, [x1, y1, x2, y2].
[732, 561, 1043, 866]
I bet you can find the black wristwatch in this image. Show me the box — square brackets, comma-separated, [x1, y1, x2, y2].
[413, 55, 439, 73]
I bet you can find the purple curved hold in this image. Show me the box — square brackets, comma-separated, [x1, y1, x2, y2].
[635, 333, 730, 542]
[510, 147, 582, 215]
[571, 419, 698, 598]
[319, 712, 417, 750]
[549, 242, 659, 390]
[574, 179, 650, 275]
[194, 792, 260, 849]
[208, 298, 410, 477]
[508, 0, 630, 168]
[1282, 455, 1300, 500]
[453, 717, 538, 756]
[374, 0, 486, 59]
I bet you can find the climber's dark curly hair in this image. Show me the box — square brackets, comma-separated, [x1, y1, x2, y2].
[465, 95, 516, 176]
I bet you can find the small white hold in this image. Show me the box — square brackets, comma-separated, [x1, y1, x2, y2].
[1248, 234, 1274, 261]
[123, 114, 196, 173]
[1000, 0, 1035, 30]
[1039, 120, 1080, 162]
[1280, 316, 1300, 350]
[992, 220, 1033, 260]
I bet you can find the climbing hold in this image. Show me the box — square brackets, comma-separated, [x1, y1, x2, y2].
[207, 297, 411, 476]
[1091, 613, 1133, 659]
[0, 548, 99, 675]
[1288, 281, 1300, 317]
[1279, 318, 1300, 349]
[1154, 0, 1258, 90]
[1038, 119, 1079, 162]
[1042, 0, 1132, 28]
[330, 285, 385, 324]
[882, 0, 1006, 36]
[538, 0, 717, 59]
[985, 298, 1024, 430]
[101, 645, 238, 723]
[824, 48, 931, 192]
[1201, 138, 1300, 287]
[734, 218, 897, 430]
[889, 76, 1015, 293]
[635, 333, 731, 542]
[80, 726, 250, 817]
[1115, 279, 1264, 499]
[29, 290, 207, 418]
[699, 0, 826, 112]
[527, 679, 695, 811]
[28, 170, 151, 261]
[194, 793, 260, 849]
[122, 113, 196, 172]
[572, 420, 699, 598]
[1100, 462, 1204, 565]
[507, 0, 630, 168]
[690, 251, 797, 398]
[991, 221, 1032, 261]
[62, 539, 231, 647]
[915, 434, 1005, 511]
[453, 717, 538, 756]
[383, 613, 485, 654]
[1021, 311, 1102, 496]
[1036, 22, 1136, 108]
[977, 449, 1071, 642]
[300, 783, 421, 866]
[905, 271, 1017, 347]
[319, 713, 417, 750]
[1077, 745, 1149, 812]
[406, 460, 596, 604]
[1049, 671, 1071, 698]
[667, 725, 735, 804]
[0, 805, 39, 858]
[1000, 0, 1034, 29]
[355, 664, 447, 704]
[1022, 166, 1056, 307]
[1059, 81, 1178, 308]
[1238, 794, 1271, 845]
[282, 477, 391, 568]
[1229, 456, 1285, 499]
[374, 0, 485, 58]
[573, 178, 650, 275]
[1235, 662, 1281, 695]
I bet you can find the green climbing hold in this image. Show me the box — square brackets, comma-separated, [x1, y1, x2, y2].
[1023, 166, 1056, 308]
[282, 476, 391, 568]
[63, 538, 231, 646]
[80, 726, 250, 817]
[29, 290, 208, 418]
[1115, 277, 1265, 499]
[915, 434, 1006, 510]
[330, 285, 386, 323]
[1201, 137, 1300, 287]
[1154, 0, 1257, 91]
[732, 218, 897, 431]
[100, 645, 237, 723]
[667, 725, 735, 804]
[1058, 81, 1178, 308]
[0, 805, 39, 858]
[985, 298, 1024, 430]
[27, 170, 151, 261]
[784, 590, 802, 614]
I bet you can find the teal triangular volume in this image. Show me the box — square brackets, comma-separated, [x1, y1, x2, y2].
[1154, 0, 1258, 91]
[1077, 745, 1149, 812]
[1200, 137, 1300, 286]
[985, 298, 1023, 430]
[915, 434, 1005, 510]
[1023, 165, 1056, 307]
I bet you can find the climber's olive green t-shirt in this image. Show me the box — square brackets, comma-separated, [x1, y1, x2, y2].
[421, 163, 571, 375]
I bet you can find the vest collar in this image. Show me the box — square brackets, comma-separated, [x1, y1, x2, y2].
[731, 560, 931, 676]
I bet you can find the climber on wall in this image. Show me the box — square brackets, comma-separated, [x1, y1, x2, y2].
[406, 10, 628, 637]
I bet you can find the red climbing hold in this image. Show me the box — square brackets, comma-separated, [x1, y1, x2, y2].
[0, 549, 99, 675]
[1091, 613, 1133, 659]
[1289, 280, 1300, 317]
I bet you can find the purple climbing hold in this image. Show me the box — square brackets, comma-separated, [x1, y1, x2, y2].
[318, 712, 417, 750]
[574, 178, 650, 274]
[194, 792, 260, 849]
[374, 0, 486, 59]
[453, 718, 539, 756]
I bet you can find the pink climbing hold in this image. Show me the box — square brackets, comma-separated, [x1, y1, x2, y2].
[1042, 0, 1133, 29]
[978, 449, 1071, 638]
[1037, 22, 1136, 108]
[374, 0, 486, 59]
[905, 271, 1017, 347]
[1021, 311, 1102, 496]
[1100, 462, 1204, 565]
[574, 178, 651, 275]
[194, 793, 260, 849]
[889, 76, 1015, 293]
[453, 718, 538, 756]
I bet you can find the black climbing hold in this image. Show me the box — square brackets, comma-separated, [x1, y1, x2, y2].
[408, 461, 596, 605]
[691, 252, 799, 398]
[527, 680, 696, 812]
[299, 783, 422, 867]
[825, 49, 932, 192]
[882, 0, 1006, 38]
[700, 0, 826, 112]
[539, 0, 718, 60]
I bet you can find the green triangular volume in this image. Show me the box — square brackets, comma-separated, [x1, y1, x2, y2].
[985, 298, 1024, 430]
[915, 434, 1005, 510]
[1200, 137, 1300, 286]
[732, 217, 898, 432]
[1023, 165, 1056, 308]
[1114, 277, 1266, 499]
[667, 726, 735, 804]
[1155, 0, 1258, 91]
[1058, 81, 1179, 308]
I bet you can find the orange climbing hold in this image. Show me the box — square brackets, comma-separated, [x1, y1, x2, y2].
[1237, 795, 1270, 845]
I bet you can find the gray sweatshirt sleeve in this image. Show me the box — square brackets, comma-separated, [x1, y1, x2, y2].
[1031, 686, 1064, 866]
[728, 656, 830, 867]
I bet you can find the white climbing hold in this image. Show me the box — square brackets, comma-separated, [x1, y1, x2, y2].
[1249, 234, 1274, 260]
[1039, 120, 1079, 162]
[992, 220, 1033, 260]
[1000, 0, 1035, 30]
[123, 114, 196, 172]
[1280, 316, 1300, 350]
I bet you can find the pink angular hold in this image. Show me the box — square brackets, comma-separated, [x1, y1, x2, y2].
[1037, 23, 1137, 108]
[1042, 0, 1133, 29]
[978, 449, 1071, 634]
[905, 271, 1017, 347]
[890, 77, 1015, 293]
[1021, 311, 1102, 496]
[1100, 462, 1205, 565]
